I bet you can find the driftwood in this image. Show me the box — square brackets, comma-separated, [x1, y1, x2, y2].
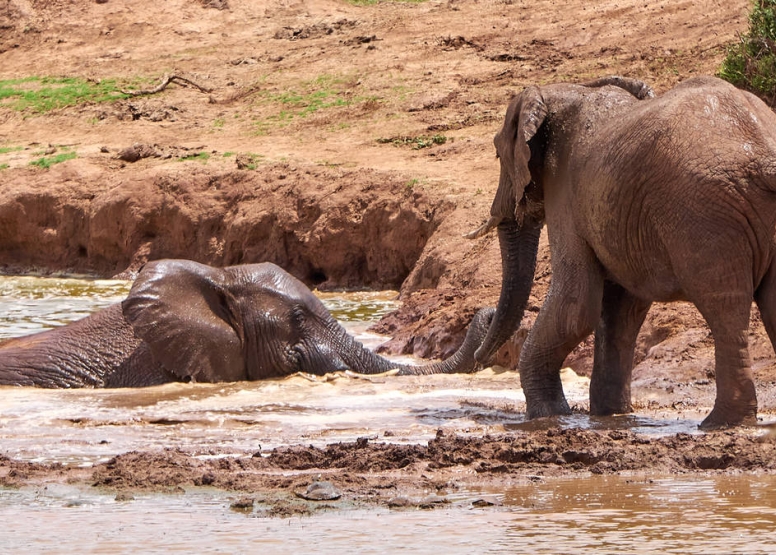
[120, 74, 213, 97]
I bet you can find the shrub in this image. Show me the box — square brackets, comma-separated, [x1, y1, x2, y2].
[719, 0, 776, 105]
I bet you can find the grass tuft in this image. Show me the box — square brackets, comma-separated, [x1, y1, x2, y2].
[29, 151, 77, 169]
[0, 77, 128, 113]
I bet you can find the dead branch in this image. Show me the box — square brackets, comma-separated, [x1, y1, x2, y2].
[120, 74, 213, 97]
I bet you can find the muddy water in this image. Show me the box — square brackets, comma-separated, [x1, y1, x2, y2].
[2, 276, 774, 553]
[3, 475, 776, 553]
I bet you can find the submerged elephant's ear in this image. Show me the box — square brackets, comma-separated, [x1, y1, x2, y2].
[121, 259, 246, 383]
[492, 86, 547, 222]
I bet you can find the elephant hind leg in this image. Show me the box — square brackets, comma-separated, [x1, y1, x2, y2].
[590, 282, 652, 416]
[519, 241, 604, 419]
[694, 291, 757, 429]
[755, 257, 776, 354]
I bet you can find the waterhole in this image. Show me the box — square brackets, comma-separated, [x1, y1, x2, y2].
[1, 276, 773, 553]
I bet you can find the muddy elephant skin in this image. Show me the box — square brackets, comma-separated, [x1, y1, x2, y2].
[472, 75, 776, 428]
[0, 260, 493, 388]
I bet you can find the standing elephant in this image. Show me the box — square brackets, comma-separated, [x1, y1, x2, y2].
[470, 75, 776, 429]
[0, 259, 493, 388]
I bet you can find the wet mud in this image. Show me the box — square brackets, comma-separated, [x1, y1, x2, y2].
[2, 428, 775, 517]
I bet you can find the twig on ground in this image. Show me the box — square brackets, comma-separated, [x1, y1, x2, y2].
[120, 74, 213, 96]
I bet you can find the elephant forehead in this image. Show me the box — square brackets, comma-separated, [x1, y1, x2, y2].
[227, 264, 332, 319]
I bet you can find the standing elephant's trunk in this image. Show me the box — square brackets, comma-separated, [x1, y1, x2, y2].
[474, 219, 541, 365]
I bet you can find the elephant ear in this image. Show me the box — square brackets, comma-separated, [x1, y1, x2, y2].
[492, 86, 547, 223]
[121, 259, 246, 383]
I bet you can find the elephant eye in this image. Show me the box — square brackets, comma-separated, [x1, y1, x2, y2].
[290, 305, 307, 325]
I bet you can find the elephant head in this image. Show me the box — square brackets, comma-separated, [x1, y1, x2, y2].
[472, 77, 654, 366]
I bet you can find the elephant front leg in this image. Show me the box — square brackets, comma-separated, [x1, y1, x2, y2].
[519, 248, 604, 419]
[589, 281, 651, 416]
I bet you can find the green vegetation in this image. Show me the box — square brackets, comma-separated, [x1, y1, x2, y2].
[0, 77, 128, 112]
[238, 153, 264, 170]
[0, 146, 23, 155]
[0, 164, 8, 171]
[719, 0, 776, 104]
[377, 134, 448, 149]
[178, 152, 210, 163]
[254, 74, 376, 134]
[29, 151, 77, 169]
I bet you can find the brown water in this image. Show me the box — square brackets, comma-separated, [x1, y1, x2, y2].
[3, 475, 776, 553]
[2, 276, 774, 553]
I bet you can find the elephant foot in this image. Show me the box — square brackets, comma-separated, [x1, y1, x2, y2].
[589, 398, 633, 417]
[699, 407, 758, 430]
[525, 394, 572, 420]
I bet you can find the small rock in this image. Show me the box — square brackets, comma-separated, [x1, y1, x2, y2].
[230, 497, 255, 512]
[117, 143, 159, 163]
[296, 481, 341, 501]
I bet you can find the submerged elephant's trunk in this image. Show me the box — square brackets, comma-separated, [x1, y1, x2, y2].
[474, 219, 541, 366]
[330, 308, 495, 376]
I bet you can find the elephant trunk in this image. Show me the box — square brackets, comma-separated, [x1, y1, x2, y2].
[474, 219, 541, 366]
[330, 308, 495, 376]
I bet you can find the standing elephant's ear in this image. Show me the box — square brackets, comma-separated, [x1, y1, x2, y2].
[492, 86, 548, 223]
[121, 260, 246, 383]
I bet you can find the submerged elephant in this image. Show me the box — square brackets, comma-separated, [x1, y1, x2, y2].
[470, 75, 776, 428]
[0, 259, 494, 388]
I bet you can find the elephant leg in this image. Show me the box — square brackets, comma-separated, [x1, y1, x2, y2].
[519, 240, 604, 419]
[694, 291, 757, 429]
[589, 281, 651, 416]
[755, 256, 776, 353]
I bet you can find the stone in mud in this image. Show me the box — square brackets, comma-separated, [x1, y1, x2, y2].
[296, 481, 342, 501]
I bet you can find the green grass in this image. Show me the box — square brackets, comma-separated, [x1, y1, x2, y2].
[0, 163, 8, 171]
[238, 153, 264, 170]
[0, 77, 128, 113]
[0, 146, 23, 155]
[254, 74, 375, 134]
[377, 134, 448, 149]
[178, 152, 210, 163]
[29, 151, 77, 169]
[719, 0, 776, 104]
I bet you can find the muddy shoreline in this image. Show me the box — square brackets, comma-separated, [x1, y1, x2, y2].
[3, 427, 776, 515]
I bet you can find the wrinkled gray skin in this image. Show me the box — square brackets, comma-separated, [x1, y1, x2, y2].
[472, 75, 776, 429]
[0, 260, 494, 388]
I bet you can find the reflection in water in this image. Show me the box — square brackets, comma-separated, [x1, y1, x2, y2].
[0, 276, 130, 340]
[497, 475, 776, 554]
[2, 475, 776, 553]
